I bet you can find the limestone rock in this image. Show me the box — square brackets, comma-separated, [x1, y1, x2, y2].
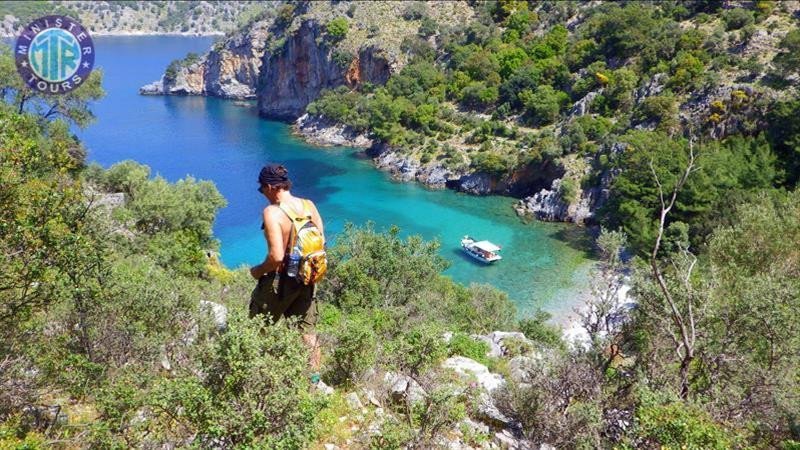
[569, 90, 600, 118]
[315, 380, 335, 395]
[475, 392, 514, 428]
[258, 20, 393, 120]
[139, 78, 164, 95]
[22, 405, 68, 431]
[456, 172, 494, 195]
[471, 334, 503, 358]
[345, 392, 363, 410]
[295, 114, 374, 148]
[493, 429, 534, 449]
[199, 300, 228, 332]
[384, 372, 426, 404]
[442, 356, 504, 392]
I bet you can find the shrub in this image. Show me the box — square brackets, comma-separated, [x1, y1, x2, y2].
[328, 313, 377, 385]
[148, 312, 316, 448]
[326, 17, 349, 42]
[470, 151, 508, 175]
[519, 85, 570, 126]
[559, 177, 580, 205]
[402, 1, 428, 21]
[634, 390, 735, 449]
[418, 16, 438, 37]
[518, 309, 564, 349]
[722, 8, 754, 31]
[448, 333, 490, 365]
[387, 323, 448, 375]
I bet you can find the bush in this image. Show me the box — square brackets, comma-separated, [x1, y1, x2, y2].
[326, 17, 349, 42]
[518, 309, 564, 349]
[470, 151, 508, 175]
[634, 390, 735, 449]
[149, 312, 317, 448]
[448, 333, 490, 365]
[328, 313, 377, 385]
[722, 8, 754, 31]
[402, 2, 428, 21]
[519, 85, 570, 125]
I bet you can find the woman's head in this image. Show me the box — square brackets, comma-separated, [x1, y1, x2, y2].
[257, 164, 292, 195]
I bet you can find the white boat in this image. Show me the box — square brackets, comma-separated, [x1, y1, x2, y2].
[461, 236, 502, 263]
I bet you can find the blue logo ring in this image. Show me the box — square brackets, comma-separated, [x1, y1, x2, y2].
[15, 15, 95, 95]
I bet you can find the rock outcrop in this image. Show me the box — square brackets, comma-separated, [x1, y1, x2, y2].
[514, 153, 617, 225]
[257, 21, 393, 120]
[295, 114, 374, 148]
[139, 19, 271, 98]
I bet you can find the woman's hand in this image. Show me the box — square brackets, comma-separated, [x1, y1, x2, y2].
[249, 264, 262, 280]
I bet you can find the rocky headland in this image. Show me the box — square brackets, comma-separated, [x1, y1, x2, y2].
[140, 0, 800, 225]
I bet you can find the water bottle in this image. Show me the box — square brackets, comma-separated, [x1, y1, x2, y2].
[286, 246, 301, 278]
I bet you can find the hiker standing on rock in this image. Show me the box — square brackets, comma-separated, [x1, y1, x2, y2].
[250, 163, 327, 385]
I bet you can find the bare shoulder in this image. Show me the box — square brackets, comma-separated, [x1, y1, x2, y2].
[263, 205, 283, 223]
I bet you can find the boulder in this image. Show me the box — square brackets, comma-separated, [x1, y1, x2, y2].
[476, 392, 514, 428]
[569, 90, 600, 118]
[456, 172, 494, 195]
[384, 372, 426, 404]
[22, 405, 68, 431]
[494, 429, 531, 449]
[345, 392, 364, 410]
[442, 356, 504, 392]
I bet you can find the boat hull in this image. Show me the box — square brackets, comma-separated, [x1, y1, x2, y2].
[461, 242, 502, 264]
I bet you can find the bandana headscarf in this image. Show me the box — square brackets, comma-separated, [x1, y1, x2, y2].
[258, 164, 290, 186]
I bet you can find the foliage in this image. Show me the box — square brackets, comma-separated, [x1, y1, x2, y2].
[496, 352, 604, 449]
[326, 17, 349, 42]
[633, 389, 735, 449]
[149, 312, 317, 448]
[774, 29, 800, 76]
[519, 85, 569, 126]
[722, 8, 755, 31]
[0, 110, 92, 339]
[518, 309, 563, 350]
[447, 333, 490, 365]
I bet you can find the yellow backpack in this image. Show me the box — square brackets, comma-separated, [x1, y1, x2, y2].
[279, 199, 327, 285]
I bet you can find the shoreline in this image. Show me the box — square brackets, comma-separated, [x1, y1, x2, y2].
[289, 114, 603, 328]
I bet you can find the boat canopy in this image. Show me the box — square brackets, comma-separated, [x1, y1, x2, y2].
[472, 241, 501, 252]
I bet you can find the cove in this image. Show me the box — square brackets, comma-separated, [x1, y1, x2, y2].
[76, 36, 594, 316]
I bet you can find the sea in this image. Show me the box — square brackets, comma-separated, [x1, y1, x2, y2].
[47, 36, 593, 317]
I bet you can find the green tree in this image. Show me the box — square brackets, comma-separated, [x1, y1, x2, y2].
[326, 17, 349, 42]
[519, 85, 569, 126]
[773, 29, 800, 76]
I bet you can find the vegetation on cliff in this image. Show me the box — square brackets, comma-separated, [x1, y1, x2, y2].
[0, 1, 266, 36]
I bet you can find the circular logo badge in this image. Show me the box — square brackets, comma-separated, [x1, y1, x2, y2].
[15, 15, 95, 95]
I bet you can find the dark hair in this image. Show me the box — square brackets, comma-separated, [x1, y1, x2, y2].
[258, 164, 292, 191]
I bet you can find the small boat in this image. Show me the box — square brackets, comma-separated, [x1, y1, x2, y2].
[461, 236, 502, 263]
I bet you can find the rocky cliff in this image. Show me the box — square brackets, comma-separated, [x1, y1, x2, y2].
[140, 18, 271, 98]
[257, 20, 393, 120]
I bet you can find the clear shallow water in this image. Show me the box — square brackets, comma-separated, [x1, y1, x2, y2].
[70, 36, 593, 315]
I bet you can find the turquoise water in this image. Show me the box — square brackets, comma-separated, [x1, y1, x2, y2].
[72, 36, 593, 315]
